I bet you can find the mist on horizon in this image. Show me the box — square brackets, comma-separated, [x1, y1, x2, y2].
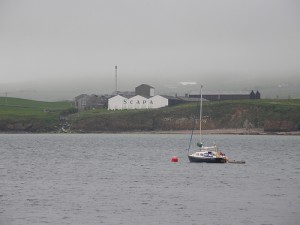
[1, 0, 300, 101]
[1, 73, 299, 101]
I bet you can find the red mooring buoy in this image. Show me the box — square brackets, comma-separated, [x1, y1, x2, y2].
[171, 156, 179, 162]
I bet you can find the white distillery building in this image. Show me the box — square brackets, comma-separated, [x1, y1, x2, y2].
[108, 95, 169, 110]
[148, 95, 168, 109]
[107, 95, 128, 110]
[127, 95, 148, 109]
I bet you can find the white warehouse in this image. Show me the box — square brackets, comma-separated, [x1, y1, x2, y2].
[108, 84, 185, 110]
[108, 95, 169, 110]
[107, 95, 128, 110]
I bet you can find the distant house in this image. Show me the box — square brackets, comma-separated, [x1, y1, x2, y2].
[75, 94, 89, 111]
[255, 91, 261, 99]
[75, 94, 109, 111]
[135, 84, 154, 97]
[86, 95, 107, 110]
[188, 90, 261, 101]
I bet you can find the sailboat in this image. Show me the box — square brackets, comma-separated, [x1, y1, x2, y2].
[187, 86, 228, 163]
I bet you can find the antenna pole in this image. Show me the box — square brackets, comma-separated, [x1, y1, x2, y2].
[115, 65, 118, 93]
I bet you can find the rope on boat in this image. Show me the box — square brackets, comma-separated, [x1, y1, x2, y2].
[187, 118, 195, 153]
[187, 100, 200, 154]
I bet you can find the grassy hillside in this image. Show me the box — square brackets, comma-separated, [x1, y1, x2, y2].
[204, 99, 300, 129]
[0, 97, 73, 132]
[70, 99, 300, 132]
[0, 97, 72, 118]
[0, 97, 299, 132]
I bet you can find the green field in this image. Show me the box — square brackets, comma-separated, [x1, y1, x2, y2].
[0, 97, 73, 119]
[0, 97, 299, 132]
[73, 98, 300, 119]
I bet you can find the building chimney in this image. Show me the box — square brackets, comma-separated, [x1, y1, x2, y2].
[115, 65, 118, 93]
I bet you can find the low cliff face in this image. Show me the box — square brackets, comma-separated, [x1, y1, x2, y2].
[1, 99, 299, 133]
[0, 120, 59, 132]
[70, 100, 300, 133]
[2, 116, 298, 133]
[263, 120, 299, 132]
[70, 117, 299, 133]
[71, 117, 155, 132]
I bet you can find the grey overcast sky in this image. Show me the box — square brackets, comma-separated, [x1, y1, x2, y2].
[1, 0, 300, 100]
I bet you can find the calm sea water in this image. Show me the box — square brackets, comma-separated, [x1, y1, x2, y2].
[0, 133, 299, 225]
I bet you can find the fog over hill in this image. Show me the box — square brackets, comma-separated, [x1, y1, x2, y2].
[1, 74, 299, 101]
[1, 0, 299, 101]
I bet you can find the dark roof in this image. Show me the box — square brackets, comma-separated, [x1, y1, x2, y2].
[135, 84, 154, 89]
[160, 95, 181, 100]
[74, 94, 88, 101]
[189, 90, 255, 95]
[178, 97, 208, 102]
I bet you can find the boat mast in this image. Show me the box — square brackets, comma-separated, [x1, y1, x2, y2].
[199, 85, 203, 144]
